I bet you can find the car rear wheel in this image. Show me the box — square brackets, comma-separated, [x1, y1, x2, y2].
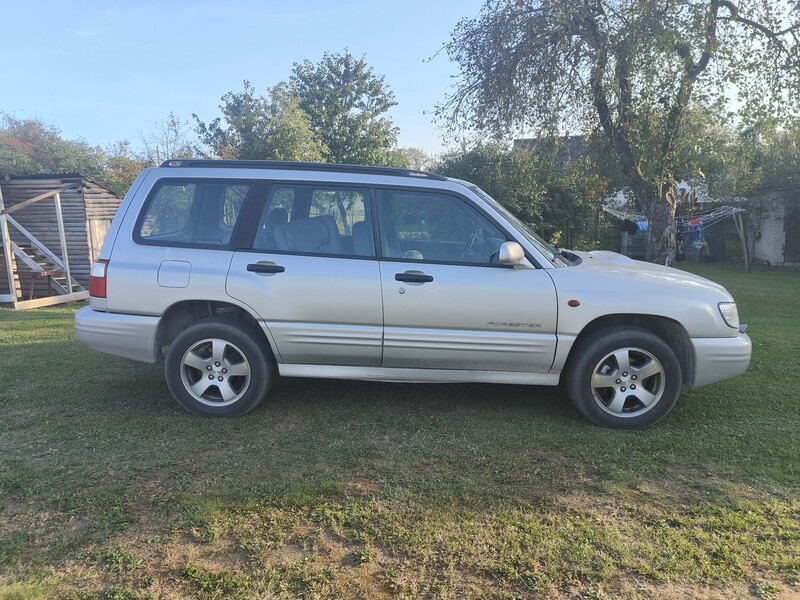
[165, 318, 274, 417]
[566, 327, 682, 429]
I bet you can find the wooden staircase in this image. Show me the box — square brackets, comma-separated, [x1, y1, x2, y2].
[0, 180, 89, 309]
[0, 237, 85, 309]
[11, 243, 69, 300]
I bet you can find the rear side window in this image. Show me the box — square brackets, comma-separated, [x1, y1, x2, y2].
[253, 184, 375, 257]
[308, 189, 367, 237]
[137, 180, 251, 247]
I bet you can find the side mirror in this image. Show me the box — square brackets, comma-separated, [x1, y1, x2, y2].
[498, 241, 525, 265]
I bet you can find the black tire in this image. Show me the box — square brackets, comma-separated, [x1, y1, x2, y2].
[164, 318, 274, 417]
[566, 327, 682, 429]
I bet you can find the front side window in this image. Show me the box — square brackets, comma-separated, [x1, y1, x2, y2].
[137, 180, 251, 247]
[253, 184, 374, 257]
[468, 185, 566, 266]
[376, 189, 508, 264]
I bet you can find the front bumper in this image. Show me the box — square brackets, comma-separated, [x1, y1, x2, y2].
[75, 306, 160, 363]
[690, 332, 752, 388]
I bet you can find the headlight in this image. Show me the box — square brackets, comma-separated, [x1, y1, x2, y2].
[718, 302, 740, 329]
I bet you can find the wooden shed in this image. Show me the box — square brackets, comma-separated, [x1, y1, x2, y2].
[0, 174, 122, 309]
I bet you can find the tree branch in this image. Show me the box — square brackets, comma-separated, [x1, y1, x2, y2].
[660, 0, 729, 175]
[717, 0, 800, 57]
[614, 44, 633, 130]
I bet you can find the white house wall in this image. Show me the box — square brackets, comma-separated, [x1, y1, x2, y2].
[752, 194, 786, 265]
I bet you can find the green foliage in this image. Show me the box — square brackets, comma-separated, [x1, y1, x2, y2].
[751, 581, 782, 599]
[0, 114, 145, 197]
[291, 50, 401, 166]
[713, 119, 800, 197]
[0, 114, 105, 177]
[182, 564, 254, 599]
[194, 81, 326, 162]
[262, 85, 330, 162]
[594, 103, 738, 194]
[102, 141, 147, 197]
[96, 547, 143, 574]
[434, 143, 606, 247]
[194, 52, 402, 167]
[439, 0, 800, 263]
[441, 0, 799, 143]
[398, 147, 432, 171]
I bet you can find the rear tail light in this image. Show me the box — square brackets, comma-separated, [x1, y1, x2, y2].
[89, 259, 109, 298]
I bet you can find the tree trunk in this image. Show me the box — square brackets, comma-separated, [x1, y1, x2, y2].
[631, 179, 677, 266]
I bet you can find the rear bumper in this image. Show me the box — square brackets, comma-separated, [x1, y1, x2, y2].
[75, 306, 160, 363]
[690, 332, 752, 388]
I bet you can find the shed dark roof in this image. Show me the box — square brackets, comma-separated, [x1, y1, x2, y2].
[2, 173, 117, 195]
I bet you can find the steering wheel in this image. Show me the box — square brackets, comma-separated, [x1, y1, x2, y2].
[460, 226, 481, 259]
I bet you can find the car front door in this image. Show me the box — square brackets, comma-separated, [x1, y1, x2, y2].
[226, 183, 383, 366]
[376, 188, 558, 372]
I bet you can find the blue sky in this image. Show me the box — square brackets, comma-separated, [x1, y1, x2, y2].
[3, 0, 487, 155]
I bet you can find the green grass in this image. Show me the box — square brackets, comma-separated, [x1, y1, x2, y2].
[0, 263, 798, 598]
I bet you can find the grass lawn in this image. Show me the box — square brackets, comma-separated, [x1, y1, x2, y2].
[0, 263, 798, 599]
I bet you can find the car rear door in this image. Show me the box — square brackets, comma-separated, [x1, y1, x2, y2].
[226, 182, 383, 366]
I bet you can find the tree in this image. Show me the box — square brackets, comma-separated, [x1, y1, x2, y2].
[258, 85, 330, 162]
[290, 51, 401, 165]
[400, 147, 434, 171]
[0, 113, 105, 177]
[438, 0, 800, 264]
[709, 118, 800, 263]
[435, 143, 606, 247]
[725, 119, 800, 195]
[104, 141, 147, 196]
[194, 81, 326, 161]
[0, 114, 145, 195]
[141, 112, 195, 165]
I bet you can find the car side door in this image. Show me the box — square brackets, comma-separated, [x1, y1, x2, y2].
[226, 182, 383, 366]
[376, 187, 558, 372]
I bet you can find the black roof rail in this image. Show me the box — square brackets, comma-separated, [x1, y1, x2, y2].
[159, 159, 447, 181]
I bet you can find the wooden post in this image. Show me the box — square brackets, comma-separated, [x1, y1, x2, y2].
[733, 211, 751, 272]
[53, 192, 73, 293]
[0, 185, 19, 307]
[4, 182, 78, 215]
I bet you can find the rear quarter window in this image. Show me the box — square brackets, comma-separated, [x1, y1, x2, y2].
[136, 180, 252, 247]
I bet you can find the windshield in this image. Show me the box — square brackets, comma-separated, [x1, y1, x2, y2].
[467, 184, 568, 266]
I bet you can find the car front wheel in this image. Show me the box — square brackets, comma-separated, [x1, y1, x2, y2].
[165, 318, 274, 417]
[566, 327, 682, 429]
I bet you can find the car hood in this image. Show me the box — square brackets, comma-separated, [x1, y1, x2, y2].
[571, 250, 729, 294]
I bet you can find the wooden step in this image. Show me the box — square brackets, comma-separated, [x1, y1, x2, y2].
[17, 268, 66, 300]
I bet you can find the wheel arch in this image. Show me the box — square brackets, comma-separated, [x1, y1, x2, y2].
[155, 299, 276, 361]
[566, 314, 695, 386]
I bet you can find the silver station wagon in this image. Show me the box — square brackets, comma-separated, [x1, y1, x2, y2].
[75, 160, 751, 428]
